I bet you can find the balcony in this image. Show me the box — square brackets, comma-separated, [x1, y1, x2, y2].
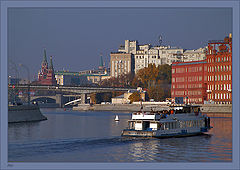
[206, 90, 212, 93]
[227, 89, 232, 92]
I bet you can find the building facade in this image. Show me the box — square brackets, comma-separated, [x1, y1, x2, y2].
[55, 71, 89, 86]
[182, 47, 206, 62]
[171, 60, 208, 104]
[118, 40, 138, 54]
[116, 40, 206, 74]
[38, 49, 57, 85]
[206, 35, 232, 104]
[110, 52, 134, 77]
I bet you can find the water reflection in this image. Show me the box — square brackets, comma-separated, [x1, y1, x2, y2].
[8, 109, 232, 162]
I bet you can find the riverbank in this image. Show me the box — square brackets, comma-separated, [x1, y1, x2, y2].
[8, 105, 47, 123]
[73, 103, 232, 115]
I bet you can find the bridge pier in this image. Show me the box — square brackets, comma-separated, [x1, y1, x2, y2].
[81, 93, 87, 104]
[56, 94, 63, 107]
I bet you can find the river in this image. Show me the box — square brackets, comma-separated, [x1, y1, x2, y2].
[8, 108, 232, 162]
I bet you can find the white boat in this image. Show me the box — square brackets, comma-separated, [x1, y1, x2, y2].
[121, 104, 212, 138]
[115, 115, 119, 121]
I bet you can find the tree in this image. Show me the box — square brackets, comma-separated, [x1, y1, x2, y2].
[90, 93, 97, 104]
[128, 92, 141, 103]
[135, 64, 172, 100]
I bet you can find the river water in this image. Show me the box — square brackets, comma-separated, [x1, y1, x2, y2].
[8, 108, 232, 162]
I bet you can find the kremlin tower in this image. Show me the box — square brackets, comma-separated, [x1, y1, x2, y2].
[38, 49, 57, 85]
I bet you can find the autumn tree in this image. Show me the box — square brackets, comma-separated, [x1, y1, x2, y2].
[128, 92, 141, 103]
[135, 64, 172, 101]
[100, 73, 135, 88]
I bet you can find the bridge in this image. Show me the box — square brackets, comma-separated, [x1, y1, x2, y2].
[9, 85, 136, 107]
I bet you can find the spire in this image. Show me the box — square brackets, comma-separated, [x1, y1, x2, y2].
[49, 56, 54, 70]
[100, 54, 103, 67]
[43, 48, 47, 63]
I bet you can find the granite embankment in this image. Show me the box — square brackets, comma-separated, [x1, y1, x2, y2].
[200, 104, 232, 113]
[73, 103, 232, 114]
[73, 104, 169, 112]
[8, 105, 47, 123]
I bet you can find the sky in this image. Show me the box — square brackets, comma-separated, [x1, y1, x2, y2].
[7, 7, 232, 80]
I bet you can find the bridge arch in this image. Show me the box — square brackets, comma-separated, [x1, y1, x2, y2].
[31, 96, 56, 104]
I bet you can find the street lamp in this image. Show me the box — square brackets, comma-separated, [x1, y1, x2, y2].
[19, 63, 30, 105]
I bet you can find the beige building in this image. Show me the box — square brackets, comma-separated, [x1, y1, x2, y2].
[110, 52, 134, 77]
[111, 87, 146, 104]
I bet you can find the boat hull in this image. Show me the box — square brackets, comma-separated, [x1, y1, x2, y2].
[121, 128, 209, 138]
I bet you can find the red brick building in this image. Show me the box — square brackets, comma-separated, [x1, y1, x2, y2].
[206, 35, 232, 104]
[38, 49, 57, 85]
[171, 60, 207, 104]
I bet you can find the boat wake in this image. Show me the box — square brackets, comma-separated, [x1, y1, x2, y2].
[8, 136, 152, 159]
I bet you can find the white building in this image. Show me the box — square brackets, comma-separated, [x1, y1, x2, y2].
[134, 45, 184, 73]
[117, 40, 207, 74]
[118, 40, 138, 54]
[182, 47, 206, 62]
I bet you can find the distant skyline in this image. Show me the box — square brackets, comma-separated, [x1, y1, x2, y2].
[8, 7, 232, 80]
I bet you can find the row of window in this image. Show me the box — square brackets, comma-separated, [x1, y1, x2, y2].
[207, 55, 231, 63]
[179, 120, 204, 128]
[207, 65, 231, 72]
[172, 84, 203, 89]
[172, 66, 205, 74]
[207, 84, 232, 91]
[173, 76, 203, 83]
[173, 90, 202, 96]
[207, 74, 231, 81]
[208, 93, 231, 100]
[188, 98, 203, 102]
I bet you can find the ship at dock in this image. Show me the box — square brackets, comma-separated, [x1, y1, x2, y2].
[121, 104, 212, 138]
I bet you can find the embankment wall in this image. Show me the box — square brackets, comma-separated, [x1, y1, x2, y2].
[8, 105, 47, 123]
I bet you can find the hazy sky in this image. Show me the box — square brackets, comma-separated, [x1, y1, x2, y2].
[8, 7, 232, 80]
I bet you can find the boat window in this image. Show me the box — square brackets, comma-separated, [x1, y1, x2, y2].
[173, 122, 177, 129]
